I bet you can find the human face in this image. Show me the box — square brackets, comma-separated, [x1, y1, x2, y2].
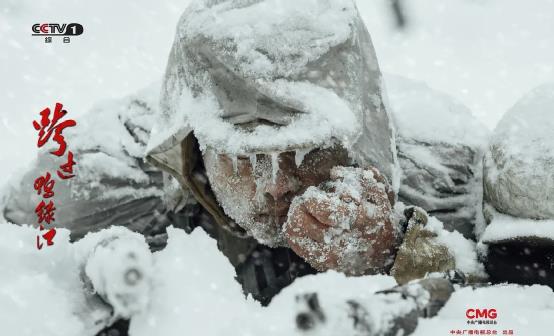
[203, 144, 350, 247]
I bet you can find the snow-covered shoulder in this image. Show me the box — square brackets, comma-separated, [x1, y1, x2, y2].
[385, 74, 489, 148]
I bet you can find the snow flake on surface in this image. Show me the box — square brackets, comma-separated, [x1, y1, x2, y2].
[283, 166, 396, 274]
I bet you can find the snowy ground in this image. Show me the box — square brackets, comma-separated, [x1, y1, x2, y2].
[1, 223, 553, 336]
[1, 1, 554, 335]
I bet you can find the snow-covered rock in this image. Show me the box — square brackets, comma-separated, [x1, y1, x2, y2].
[484, 83, 554, 221]
[385, 74, 490, 239]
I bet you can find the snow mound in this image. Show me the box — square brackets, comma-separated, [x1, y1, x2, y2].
[0, 224, 88, 336]
[129, 226, 261, 336]
[490, 83, 554, 161]
[484, 83, 554, 220]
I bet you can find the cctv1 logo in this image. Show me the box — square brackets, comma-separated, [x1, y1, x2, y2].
[466, 308, 497, 319]
[32, 23, 83, 36]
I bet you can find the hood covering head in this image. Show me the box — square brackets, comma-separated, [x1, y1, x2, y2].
[146, 0, 399, 198]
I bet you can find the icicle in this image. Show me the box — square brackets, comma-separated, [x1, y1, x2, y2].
[271, 153, 279, 184]
[254, 176, 266, 205]
[249, 154, 257, 171]
[231, 156, 238, 175]
[294, 148, 310, 168]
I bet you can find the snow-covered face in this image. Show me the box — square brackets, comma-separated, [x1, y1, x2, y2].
[203, 145, 350, 246]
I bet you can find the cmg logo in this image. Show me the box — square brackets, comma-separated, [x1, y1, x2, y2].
[466, 308, 497, 319]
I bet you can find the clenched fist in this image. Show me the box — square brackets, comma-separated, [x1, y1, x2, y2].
[283, 166, 398, 276]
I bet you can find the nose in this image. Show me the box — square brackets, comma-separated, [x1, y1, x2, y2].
[263, 171, 299, 201]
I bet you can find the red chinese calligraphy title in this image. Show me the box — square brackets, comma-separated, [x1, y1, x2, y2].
[32, 102, 77, 249]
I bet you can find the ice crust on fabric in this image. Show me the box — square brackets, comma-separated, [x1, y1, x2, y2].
[147, 0, 399, 192]
[1, 83, 178, 239]
[385, 74, 489, 239]
[180, 0, 357, 79]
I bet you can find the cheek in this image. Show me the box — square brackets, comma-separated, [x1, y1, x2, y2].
[206, 158, 257, 201]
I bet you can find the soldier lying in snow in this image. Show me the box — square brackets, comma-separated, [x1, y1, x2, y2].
[3, 0, 468, 309]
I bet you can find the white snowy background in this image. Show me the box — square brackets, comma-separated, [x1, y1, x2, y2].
[2, 0, 554, 181]
[1, 0, 554, 335]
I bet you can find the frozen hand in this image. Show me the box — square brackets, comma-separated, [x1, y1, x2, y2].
[283, 166, 397, 275]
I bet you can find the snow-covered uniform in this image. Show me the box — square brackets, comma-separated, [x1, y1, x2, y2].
[1, 87, 315, 305]
[144, 0, 400, 301]
[1, 0, 471, 305]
